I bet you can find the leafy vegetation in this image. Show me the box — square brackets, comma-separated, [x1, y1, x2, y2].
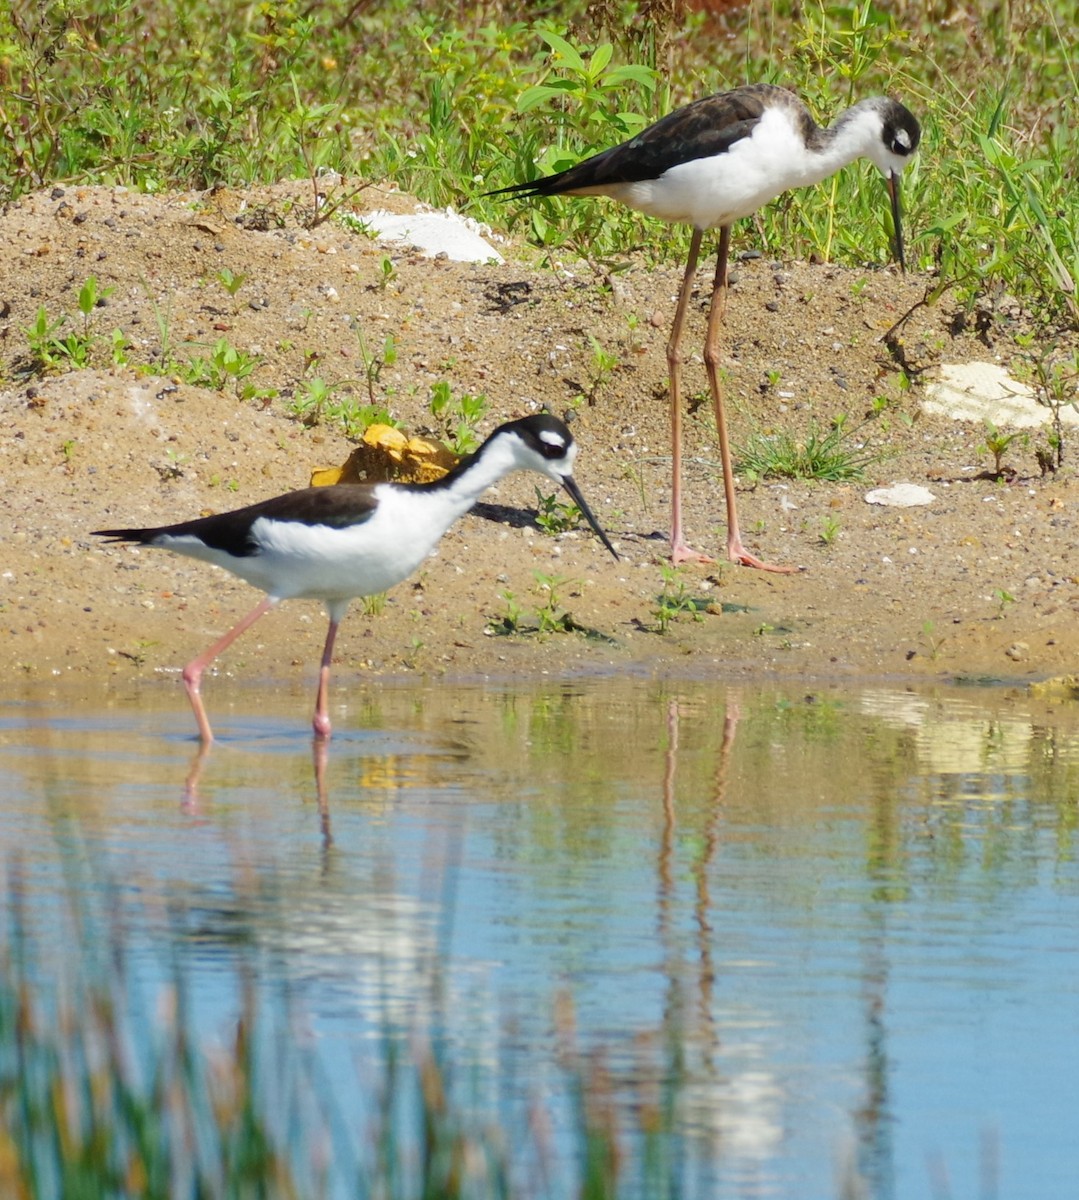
[652, 564, 711, 633]
[977, 420, 1033, 478]
[0, 0, 1074, 329]
[533, 486, 587, 537]
[487, 571, 593, 637]
[738, 417, 878, 482]
[286, 373, 397, 437]
[428, 379, 490, 453]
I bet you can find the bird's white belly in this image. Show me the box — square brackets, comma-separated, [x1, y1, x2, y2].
[227, 489, 455, 603]
[243, 524, 429, 600]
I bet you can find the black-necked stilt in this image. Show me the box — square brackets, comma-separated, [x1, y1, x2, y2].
[94, 414, 617, 743]
[489, 83, 921, 569]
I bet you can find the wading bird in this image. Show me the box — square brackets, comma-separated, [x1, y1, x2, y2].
[489, 82, 920, 569]
[95, 414, 617, 743]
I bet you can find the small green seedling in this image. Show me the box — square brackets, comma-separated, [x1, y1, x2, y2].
[25, 306, 69, 372]
[76, 276, 114, 332]
[110, 329, 131, 366]
[819, 515, 841, 546]
[533, 571, 574, 635]
[652, 564, 708, 634]
[979, 422, 1027, 478]
[362, 592, 387, 618]
[585, 334, 618, 404]
[216, 267, 247, 296]
[184, 337, 259, 393]
[355, 327, 398, 403]
[376, 255, 397, 290]
[428, 380, 489, 453]
[993, 588, 1016, 617]
[488, 590, 525, 636]
[533, 488, 584, 537]
[919, 621, 945, 661]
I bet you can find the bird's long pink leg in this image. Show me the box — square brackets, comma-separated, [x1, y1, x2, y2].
[703, 226, 796, 574]
[312, 616, 340, 741]
[182, 596, 277, 743]
[666, 228, 715, 566]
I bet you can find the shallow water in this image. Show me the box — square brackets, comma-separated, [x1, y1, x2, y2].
[3, 676, 1079, 1197]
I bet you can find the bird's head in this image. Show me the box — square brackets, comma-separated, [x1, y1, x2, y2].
[865, 98, 921, 272]
[491, 414, 619, 560]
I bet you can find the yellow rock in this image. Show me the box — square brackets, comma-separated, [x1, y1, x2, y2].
[311, 424, 459, 487]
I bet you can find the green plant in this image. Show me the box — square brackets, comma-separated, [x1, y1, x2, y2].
[355, 326, 398, 404]
[652, 565, 708, 634]
[24, 306, 69, 373]
[0, 859, 712, 1200]
[284, 73, 372, 228]
[26, 309, 90, 372]
[376, 254, 397, 290]
[183, 337, 259, 393]
[362, 592, 387, 617]
[153, 448, 188, 482]
[623, 310, 646, 355]
[294, 379, 396, 438]
[533, 570, 574, 634]
[738, 420, 877, 482]
[978, 422, 1027, 478]
[584, 333, 619, 404]
[21, 275, 115, 373]
[621, 462, 648, 510]
[288, 375, 336, 425]
[485, 29, 660, 256]
[487, 590, 525, 636]
[819, 515, 841, 545]
[117, 637, 159, 666]
[216, 267, 247, 296]
[76, 275, 113, 333]
[533, 487, 584, 536]
[1029, 349, 1079, 469]
[919, 620, 946, 661]
[428, 380, 489, 453]
[141, 280, 175, 371]
[109, 328, 131, 367]
[993, 587, 1016, 617]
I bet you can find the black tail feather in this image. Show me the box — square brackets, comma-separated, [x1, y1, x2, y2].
[483, 177, 555, 199]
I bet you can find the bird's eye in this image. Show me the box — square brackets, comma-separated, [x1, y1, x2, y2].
[886, 121, 917, 156]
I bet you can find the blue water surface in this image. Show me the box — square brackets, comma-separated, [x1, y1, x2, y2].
[1, 677, 1078, 1198]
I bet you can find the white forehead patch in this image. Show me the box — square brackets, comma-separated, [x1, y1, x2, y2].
[539, 430, 567, 450]
[895, 128, 911, 151]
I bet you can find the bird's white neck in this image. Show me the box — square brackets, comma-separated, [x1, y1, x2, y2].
[799, 100, 888, 185]
[401, 434, 551, 532]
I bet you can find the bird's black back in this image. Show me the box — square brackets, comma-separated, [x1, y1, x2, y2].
[487, 84, 788, 197]
[93, 486, 380, 557]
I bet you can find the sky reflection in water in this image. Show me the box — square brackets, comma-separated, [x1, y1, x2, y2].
[2, 677, 1078, 1198]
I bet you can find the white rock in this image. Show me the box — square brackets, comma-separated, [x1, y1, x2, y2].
[923, 361, 1079, 429]
[864, 483, 936, 507]
[363, 208, 504, 263]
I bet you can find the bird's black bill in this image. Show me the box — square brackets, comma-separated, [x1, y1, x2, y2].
[887, 172, 906, 273]
[561, 476, 619, 560]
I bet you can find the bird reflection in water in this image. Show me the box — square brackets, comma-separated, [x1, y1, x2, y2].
[657, 696, 740, 1075]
